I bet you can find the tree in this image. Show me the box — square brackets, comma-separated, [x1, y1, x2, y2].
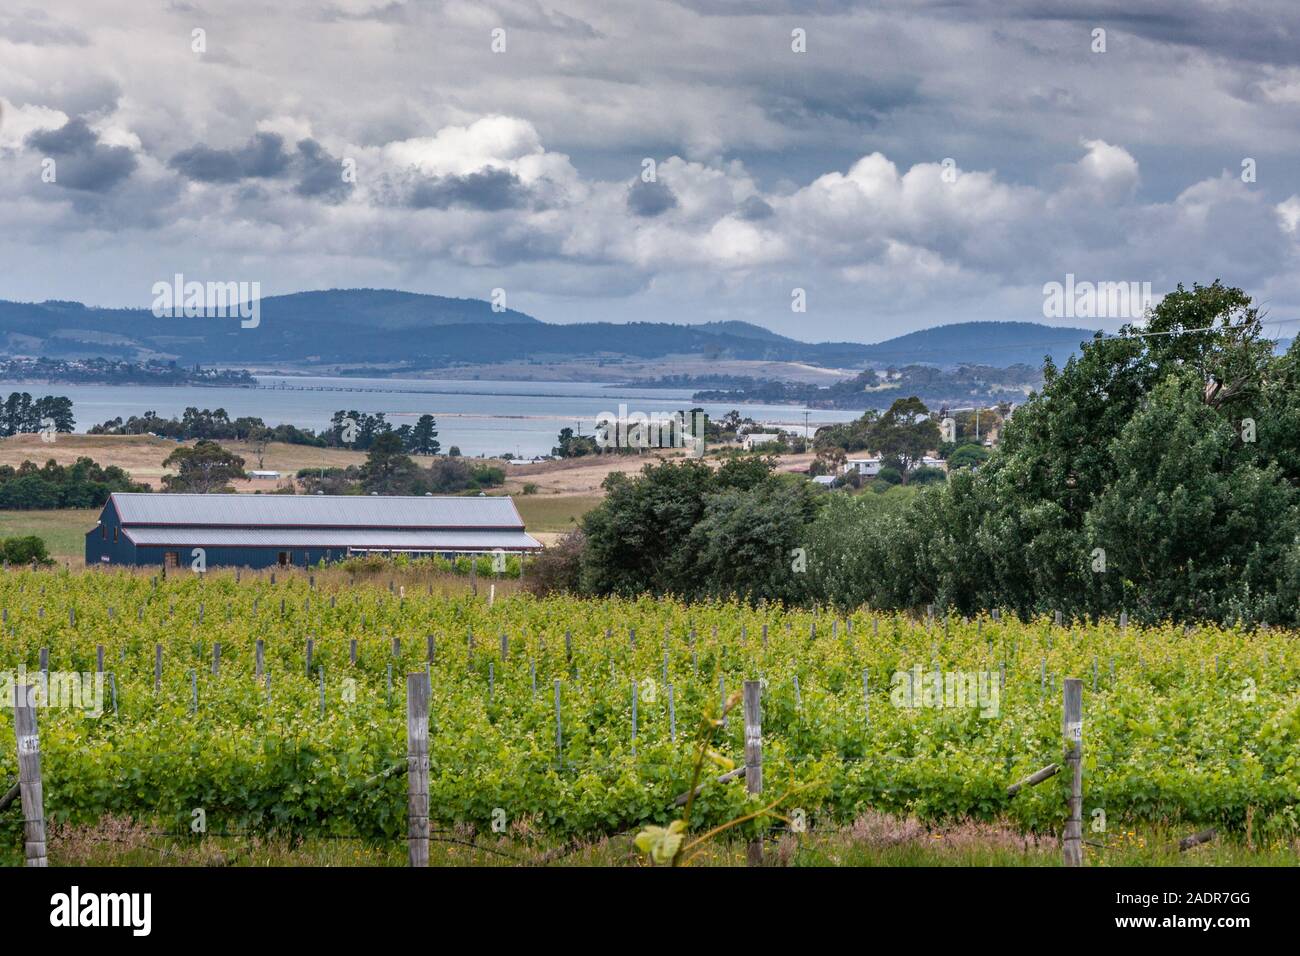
[868, 396, 939, 476]
[249, 425, 272, 470]
[813, 409, 878, 454]
[33, 396, 74, 433]
[407, 415, 440, 455]
[684, 476, 821, 603]
[579, 460, 719, 596]
[947, 443, 990, 471]
[553, 426, 600, 458]
[522, 530, 585, 597]
[836, 280, 1300, 624]
[161, 440, 246, 493]
[1085, 374, 1299, 623]
[1, 535, 52, 565]
[358, 432, 420, 494]
[577, 457, 820, 601]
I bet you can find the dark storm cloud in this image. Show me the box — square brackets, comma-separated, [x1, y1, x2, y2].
[293, 138, 352, 201]
[737, 195, 774, 220]
[668, 0, 870, 14]
[405, 168, 530, 211]
[25, 118, 137, 192]
[892, 0, 1300, 68]
[626, 179, 678, 217]
[169, 132, 291, 183]
[761, 73, 922, 128]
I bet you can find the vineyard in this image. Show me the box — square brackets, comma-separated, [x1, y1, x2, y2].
[1, 568, 1299, 863]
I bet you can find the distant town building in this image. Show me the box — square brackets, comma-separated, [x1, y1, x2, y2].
[843, 457, 882, 476]
[741, 433, 782, 450]
[843, 455, 947, 476]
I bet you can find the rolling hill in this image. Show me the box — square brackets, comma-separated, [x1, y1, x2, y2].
[0, 290, 1110, 371]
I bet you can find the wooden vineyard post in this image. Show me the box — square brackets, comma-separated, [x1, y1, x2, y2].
[406, 674, 430, 867]
[255, 640, 265, 680]
[1062, 677, 1084, 867]
[554, 680, 563, 759]
[744, 680, 763, 867]
[154, 644, 162, 694]
[631, 680, 638, 757]
[14, 684, 48, 866]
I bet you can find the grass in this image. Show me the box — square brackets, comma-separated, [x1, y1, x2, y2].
[0, 434, 368, 489]
[0, 507, 95, 561]
[510, 493, 602, 533]
[9, 813, 1294, 867]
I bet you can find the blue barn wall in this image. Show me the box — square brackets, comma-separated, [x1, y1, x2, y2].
[84, 499, 137, 566]
[133, 546, 343, 570]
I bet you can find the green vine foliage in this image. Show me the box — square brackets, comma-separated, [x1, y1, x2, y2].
[0, 571, 1297, 844]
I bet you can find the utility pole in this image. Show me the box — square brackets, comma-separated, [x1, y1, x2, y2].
[975, 407, 980, 441]
[804, 410, 810, 444]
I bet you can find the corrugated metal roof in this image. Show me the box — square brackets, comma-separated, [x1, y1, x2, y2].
[123, 527, 540, 550]
[110, 493, 525, 529]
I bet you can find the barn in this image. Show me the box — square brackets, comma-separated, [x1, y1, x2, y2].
[85, 492, 541, 569]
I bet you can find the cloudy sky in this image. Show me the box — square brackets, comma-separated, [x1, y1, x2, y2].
[3, 0, 1300, 342]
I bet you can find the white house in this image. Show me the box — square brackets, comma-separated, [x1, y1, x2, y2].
[741, 433, 782, 450]
[249, 470, 280, 480]
[843, 455, 946, 476]
[843, 457, 882, 476]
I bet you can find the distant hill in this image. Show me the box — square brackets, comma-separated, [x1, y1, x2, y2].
[860, 321, 1100, 368]
[693, 321, 798, 344]
[0, 292, 881, 368]
[0, 291, 1155, 372]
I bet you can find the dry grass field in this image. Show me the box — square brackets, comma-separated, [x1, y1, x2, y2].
[0, 434, 369, 490]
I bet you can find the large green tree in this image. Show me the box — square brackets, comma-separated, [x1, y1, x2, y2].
[162, 440, 246, 493]
[359, 432, 421, 494]
[804, 280, 1300, 625]
[868, 397, 940, 476]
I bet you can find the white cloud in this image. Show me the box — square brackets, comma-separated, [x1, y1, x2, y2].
[0, 98, 67, 150]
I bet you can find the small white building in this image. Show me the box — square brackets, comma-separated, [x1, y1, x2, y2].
[843, 455, 946, 476]
[249, 470, 280, 480]
[843, 457, 882, 476]
[811, 475, 837, 487]
[741, 433, 782, 450]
